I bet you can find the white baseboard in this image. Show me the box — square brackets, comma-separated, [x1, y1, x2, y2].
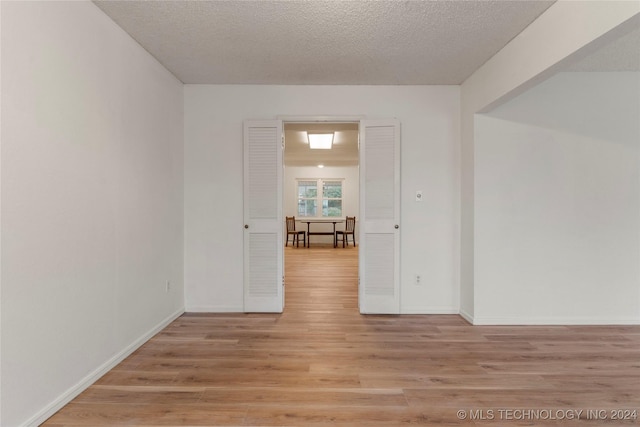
[25, 307, 185, 427]
[185, 304, 243, 313]
[471, 316, 640, 326]
[459, 308, 474, 324]
[401, 306, 459, 315]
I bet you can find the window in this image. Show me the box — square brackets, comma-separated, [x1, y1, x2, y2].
[297, 180, 317, 217]
[297, 179, 343, 217]
[322, 181, 342, 217]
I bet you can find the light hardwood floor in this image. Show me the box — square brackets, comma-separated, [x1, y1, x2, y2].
[44, 246, 640, 426]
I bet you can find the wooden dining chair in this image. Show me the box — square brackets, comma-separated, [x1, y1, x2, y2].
[335, 216, 356, 248]
[285, 216, 306, 247]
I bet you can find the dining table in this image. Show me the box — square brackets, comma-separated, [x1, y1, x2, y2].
[298, 218, 344, 248]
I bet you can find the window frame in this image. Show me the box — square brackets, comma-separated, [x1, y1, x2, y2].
[296, 178, 344, 218]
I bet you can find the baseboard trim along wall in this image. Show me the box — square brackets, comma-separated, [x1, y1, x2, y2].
[186, 305, 244, 313]
[458, 309, 474, 325]
[471, 316, 640, 326]
[401, 306, 459, 315]
[451, 309, 640, 326]
[24, 308, 185, 427]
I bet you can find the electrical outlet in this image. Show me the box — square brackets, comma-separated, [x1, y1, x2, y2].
[415, 274, 421, 286]
[166, 280, 171, 293]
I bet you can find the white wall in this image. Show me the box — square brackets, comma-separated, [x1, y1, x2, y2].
[184, 85, 460, 313]
[473, 72, 640, 324]
[460, 1, 640, 322]
[1, 2, 184, 426]
[284, 165, 359, 245]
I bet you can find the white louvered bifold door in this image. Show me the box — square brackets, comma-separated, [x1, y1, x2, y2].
[243, 120, 284, 313]
[359, 119, 400, 314]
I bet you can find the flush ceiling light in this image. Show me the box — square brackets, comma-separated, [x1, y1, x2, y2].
[307, 132, 334, 149]
[317, 164, 325, 168]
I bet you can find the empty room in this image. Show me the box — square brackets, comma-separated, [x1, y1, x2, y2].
[1, 1, 639, 426]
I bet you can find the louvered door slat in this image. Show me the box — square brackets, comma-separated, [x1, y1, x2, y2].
[365, 127, 395, 219]
[364, 234, 395, 296]
[249, 233, 278, 296]
[248, 127, 278, 219]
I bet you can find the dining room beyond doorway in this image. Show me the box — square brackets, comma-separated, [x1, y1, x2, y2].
[283, 121, 360, 310]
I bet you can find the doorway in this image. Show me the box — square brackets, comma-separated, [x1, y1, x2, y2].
[243, 118, 401, 314]
[283, 122, 360, 311]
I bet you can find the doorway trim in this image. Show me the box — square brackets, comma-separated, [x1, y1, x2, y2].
[277, 115, 365, 123]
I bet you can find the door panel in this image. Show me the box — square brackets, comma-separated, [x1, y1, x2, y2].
[359, 120, 400, 314]
[243, 120, 283, 312]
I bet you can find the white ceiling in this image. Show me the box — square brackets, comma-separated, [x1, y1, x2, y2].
[93, 0, 555, 85]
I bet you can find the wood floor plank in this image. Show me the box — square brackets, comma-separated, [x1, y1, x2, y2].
[42, 246, 640, 426]
[200, 387, 408, 407]
[243, 406, 469, 427]
[43, 403, 248, 426]
[95, 370, 180, 387]
[73, 386, 205, 405]
[403, 388, 640, 409]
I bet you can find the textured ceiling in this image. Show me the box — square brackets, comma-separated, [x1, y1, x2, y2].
[93, 0, 555, 85]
